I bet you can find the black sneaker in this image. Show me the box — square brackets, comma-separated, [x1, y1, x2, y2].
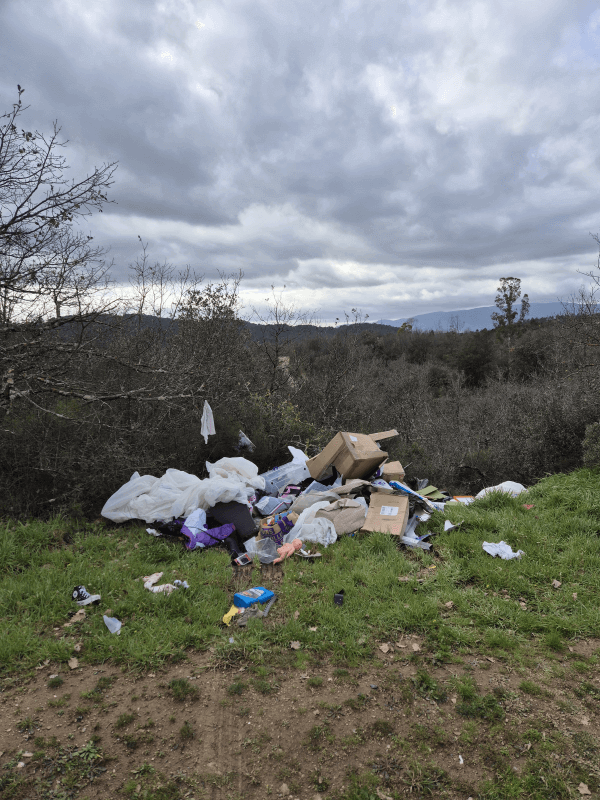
[72, 585, 101, 606]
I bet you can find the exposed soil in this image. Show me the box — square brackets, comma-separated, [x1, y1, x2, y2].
[2, 638, 600, 799]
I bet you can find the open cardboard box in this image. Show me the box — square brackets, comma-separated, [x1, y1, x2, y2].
[306, 430, 398, 480]
[361, 492, 409, 536]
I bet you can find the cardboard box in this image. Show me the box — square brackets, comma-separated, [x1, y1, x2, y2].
[381, 460, 405, 482]
[361, 492, 409, 536]
[307, 430, 398, 480]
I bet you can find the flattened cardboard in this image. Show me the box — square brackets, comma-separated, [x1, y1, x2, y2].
[361, 493, 409, 536]
[307, 430, 399, 480]
[381, 461, 405, 482]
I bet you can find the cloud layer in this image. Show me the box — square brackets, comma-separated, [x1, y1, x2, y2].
[2, 0, 600, 321]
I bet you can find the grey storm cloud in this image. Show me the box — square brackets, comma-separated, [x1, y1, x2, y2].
[2, 0, 600, 322]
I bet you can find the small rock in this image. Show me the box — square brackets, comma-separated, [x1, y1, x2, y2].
[279, 782, 290, 796]
[16, 762, 25, 769]
[22, 752, 33, 758]
[551, 579, 562, 589]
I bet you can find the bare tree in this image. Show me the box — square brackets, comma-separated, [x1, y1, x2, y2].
[0, 86, 120, 417]
[250, 286, 314, 394]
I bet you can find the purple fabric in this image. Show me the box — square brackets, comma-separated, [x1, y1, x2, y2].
[180, 522, 236, 550]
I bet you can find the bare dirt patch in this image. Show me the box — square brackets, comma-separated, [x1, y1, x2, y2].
[2, 640, 600, 799]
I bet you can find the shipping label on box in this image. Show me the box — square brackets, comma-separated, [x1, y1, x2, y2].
[361, 493, 409, 536]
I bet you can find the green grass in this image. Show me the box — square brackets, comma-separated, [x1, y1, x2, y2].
[1, 467, 600, 675]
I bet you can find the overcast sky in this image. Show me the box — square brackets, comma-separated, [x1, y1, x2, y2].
[2, 0, 600, 322]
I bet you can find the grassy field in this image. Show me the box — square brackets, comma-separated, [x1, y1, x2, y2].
[1, 468, 600, 800]
[2, 468, 600, 675]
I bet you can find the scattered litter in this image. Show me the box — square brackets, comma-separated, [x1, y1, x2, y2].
[273, 538, 303, 563]
[72, 586, 101, 606]
[482, 541, 524, 560]
[444, 601, 454, 609]
[411, 643, 421, 652]
[309, 626, 318, 632]
[234, 586, 275, 608]
[103, 615, 122, 635]
[452, 496, 474, 505]
[236, 430, 255, 453]
[444, 520, 462, 532]
[201, 400, 216, 444]
[552, 579, 562, 589]
[458, 755, 464, 765]
[143, 572, 189, 595]
[379, 643, 391, 654]
[523, 504, 535, 510]
[299, 548, 322, 559]
[35, 660, 50, 670]
[63, 609, 86, 627]
[334, 589, 345, 606]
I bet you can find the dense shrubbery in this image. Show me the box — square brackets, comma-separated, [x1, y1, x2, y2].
[2, 89, 599, 518]
[2, 295, 599, 518]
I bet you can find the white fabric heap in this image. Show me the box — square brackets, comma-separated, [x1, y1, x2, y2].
[101, 467, 257, 523]
[482, 541, 525, 560]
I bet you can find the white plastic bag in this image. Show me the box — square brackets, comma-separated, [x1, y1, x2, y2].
[201, 400, 216, 444]
[243, 536, 279, 564]
[284, 501, 337, 547]
[475, 481, 527, 499]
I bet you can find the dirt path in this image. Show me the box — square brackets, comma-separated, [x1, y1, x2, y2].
[2, 639, 600, 799]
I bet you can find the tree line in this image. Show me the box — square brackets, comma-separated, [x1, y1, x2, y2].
[2, 88, 600, 518]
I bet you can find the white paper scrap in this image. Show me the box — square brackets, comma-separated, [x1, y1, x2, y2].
[482, 541, 524, 560]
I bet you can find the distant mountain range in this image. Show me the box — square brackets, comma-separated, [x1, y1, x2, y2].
[378, 301, 567, 331]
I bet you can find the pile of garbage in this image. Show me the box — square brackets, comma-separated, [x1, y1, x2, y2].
[101, 428, 528, 568]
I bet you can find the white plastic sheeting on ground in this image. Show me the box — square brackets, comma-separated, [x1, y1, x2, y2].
[205, 457, 266, 491]
[101, 468, 254, 523]
[475, 481, 527, 499]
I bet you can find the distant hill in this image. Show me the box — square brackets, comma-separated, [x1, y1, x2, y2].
[378, 301, 567, 331]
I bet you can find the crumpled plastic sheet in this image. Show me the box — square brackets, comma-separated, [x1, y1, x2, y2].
[482, 540, 524, 560]
[476, 481, 527, 499]
[205, 457, 266, 491]
[101, 468, 255, 523]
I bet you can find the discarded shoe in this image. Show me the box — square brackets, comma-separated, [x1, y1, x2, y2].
[72, 585, 101, 606]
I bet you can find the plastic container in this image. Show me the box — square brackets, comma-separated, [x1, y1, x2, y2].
[103, 615, 122, 635]
[233, 586, 275, 609]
